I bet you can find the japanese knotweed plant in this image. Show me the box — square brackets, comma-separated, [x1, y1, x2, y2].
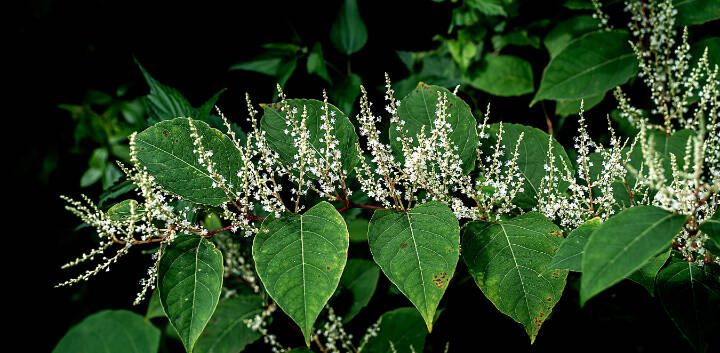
[55, 2, 719, 353]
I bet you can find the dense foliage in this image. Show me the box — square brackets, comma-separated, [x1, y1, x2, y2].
[52, 1, 719, 352]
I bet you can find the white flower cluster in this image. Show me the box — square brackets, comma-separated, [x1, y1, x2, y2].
[612, 0, 720, 264]
[536, 104, 633, 228]
[244, 302, 285, 353]
[356, 75, 526, 220]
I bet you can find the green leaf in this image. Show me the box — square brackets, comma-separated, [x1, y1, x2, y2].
[467, 0, 507, 16]
[106, 199, 145, 222]
[194, 295, 264, 353]
[136, 61, 194, 123]
[159, 234, 224, 352]
[467, 54, 534, 97]
[53, 310, 160, 353]
[80, 167, 103, 187]
[330, 73, 362, 115]
[550, 218, 602, 272]
[367, 201, 460, 331]
[491, 30, 540, 51]
[544, 15, 600, 58]
[481, 123, 572, 209]
[260, 99, 360, 175]
[555, 92, 605, 117]
[674, 0, 720, 26]
[657, 258, 720, 352]
[134, 118, 243, 206]
[462, 212, 568, 342]
[627, 250, 670, 296]
[360, 307, 427, 353]
[230, 57, 284, 77]
[252, 201, 349, 345]
[146, 290, 165, 319]
[448, 30, 479, 70]
[348, 218, 369, 243]
[196, 89, 226, 122]
[330, 0, 368, 55]
[533, 30, 638, 103]
[390, 83, 478, 174]
[700, 209, 720, 253]
[580, 206, 688, 304]
[336, 259, 380, 322]
[306, 42, 331, 83]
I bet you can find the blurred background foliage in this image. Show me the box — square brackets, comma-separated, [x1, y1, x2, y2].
[10, 0, 719, 351]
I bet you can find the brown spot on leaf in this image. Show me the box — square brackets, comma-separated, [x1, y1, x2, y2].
[550, 231, 563, 237]
[400, 242, 408, 249]
[326, 266, 331, 270]
[433, 272, 448, 288]
[162, 129, 170, 137]
[552, 271, 560, 279]
[546, 296, 552, 302]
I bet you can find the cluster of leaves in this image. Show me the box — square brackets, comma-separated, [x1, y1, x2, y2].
[54, 1, 720, 353]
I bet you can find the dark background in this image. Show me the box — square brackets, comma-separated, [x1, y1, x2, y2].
[10, 0, 693, 352]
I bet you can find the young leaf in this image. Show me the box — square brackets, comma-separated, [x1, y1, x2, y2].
[136, 61, 194, 123]
[657, 258, 720, 352]
[543, 15, 600, 58]
[467, 54, 534, 97]
[533, 30, 638, 104]
[330, 0, 368, 55]
[252, 201, 349, 346]
[194, 295, 264, 353]
[462, 212, 568, 343]
[106, 199, 145, 222]
[390, 83, 478, 174]
[336, 259, 380, 323]
[53, 310, 160, 353]
[260, 99, 360, 175]
[306, 42, 331, 83]
[367, 201, 460, 331]
[134, 118, 243, 206]
[480, 123, 572, 209]
[580, 206, 687, 304]
[674, 0, 720, 26]
[360, 308, 427, 353]
[549, 217, 602, 271]
[159, 234, 224, 352]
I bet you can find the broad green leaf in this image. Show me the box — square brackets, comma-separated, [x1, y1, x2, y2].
[252, 201, 349, 345]
[360, 307, 427, 353]
[448, 30, 479, 70]
[462, 212, 568, 342]
[674, 0, 720, 26]
[368, 201, 460, 331]
[136, 61, 194, 123]
[390, 83, 478, 174]
[330, 0, 367, 55]
[53, 310, 160, 353]
[580, 206, 687, 304]
[550, 218, 602, 271]
[544, 15, 600, 58]
[159, 234, 224, 352]
[134, 118, 243, 206]
[106, 199, 145, 222]
[657, 258, 720, 352]
[146, 290, 165, 319]
[533, 30, 638, 103]
[627, 250, 670, 296]
[394, 55, 463, 97]
[555, 92, 605, 117]
[700, 209, 720, 253]
[260, 99, 360, 175]
[481, 123, 572, 209]
[336, 259, 380, 322]
[306, 42, 331, 83]
[467, 55, 534, 97]
[196, 89, 226, 122]
[194, 295, 264, 353]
